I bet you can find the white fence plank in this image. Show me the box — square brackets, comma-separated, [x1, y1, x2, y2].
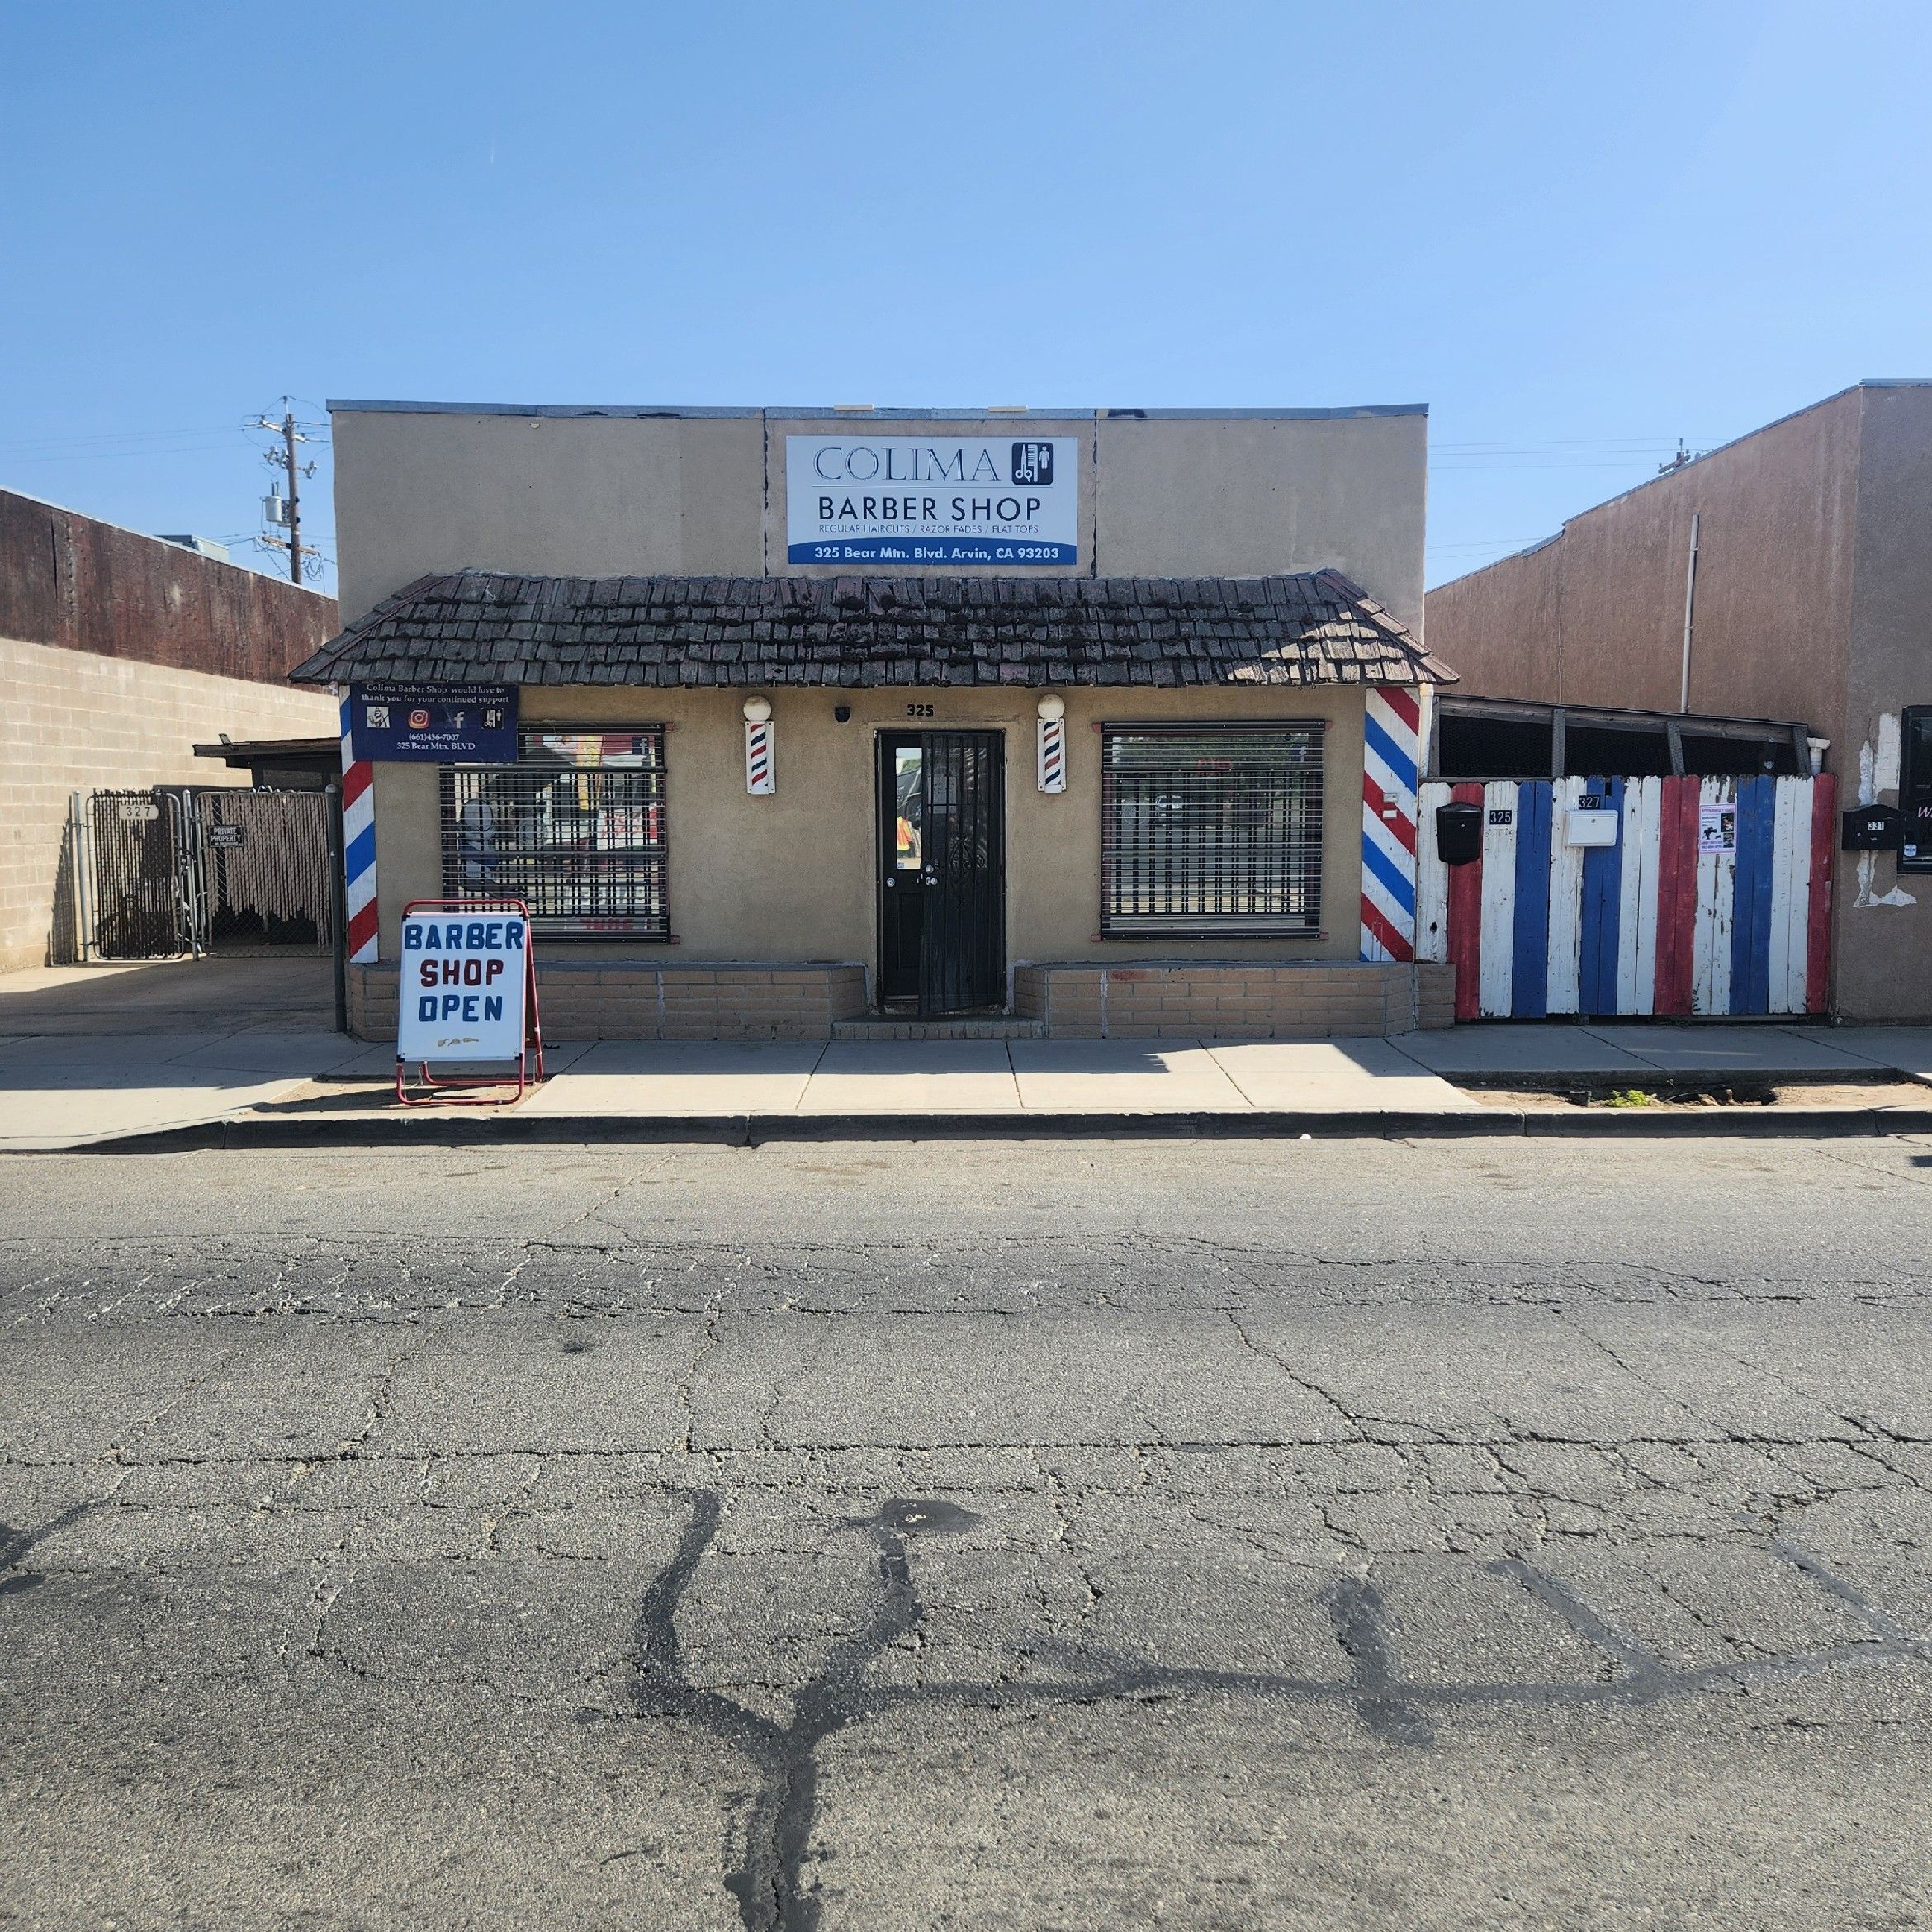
[1617, 777, 1660, 1016]
[1415, 781, 1451, 964]
[1545, 778, 1586, 1016]
[1782, 775, 1816, 1015]
[1692, 776, 1736, 1015]
[1479, 780, 1519, 1016]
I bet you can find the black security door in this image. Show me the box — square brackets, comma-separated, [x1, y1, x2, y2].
[877, 731, 1006, 1014]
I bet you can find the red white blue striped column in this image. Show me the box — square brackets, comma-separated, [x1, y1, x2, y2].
[339, 691, 378, 964]
[1360, 684, 1422, 961]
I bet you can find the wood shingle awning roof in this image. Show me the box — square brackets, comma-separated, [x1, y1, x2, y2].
[293, 569, 1454, 689]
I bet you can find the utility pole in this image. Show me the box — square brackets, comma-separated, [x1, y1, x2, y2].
[253, 399, 320, 582]
[281, 410, 301, 585]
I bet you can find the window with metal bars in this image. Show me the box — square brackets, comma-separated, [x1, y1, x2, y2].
[1100, 722, 1324, 936]
[438, 727, 670, 938]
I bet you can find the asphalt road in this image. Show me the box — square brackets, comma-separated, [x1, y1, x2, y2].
[3, 1134, 1930, 1931]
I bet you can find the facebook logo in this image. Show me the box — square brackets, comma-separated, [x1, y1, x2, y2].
[1011, 441, 1054, 485]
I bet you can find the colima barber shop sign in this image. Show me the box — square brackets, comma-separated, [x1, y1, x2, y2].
[786, 435, 1080, 566]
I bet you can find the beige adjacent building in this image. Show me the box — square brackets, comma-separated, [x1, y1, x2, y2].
[303, 402, 1453, 1040]
[1427, 380, 1932, 1020]
[0, 487, 338, 972]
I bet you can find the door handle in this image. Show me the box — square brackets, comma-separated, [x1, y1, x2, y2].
[921, 870, 937, 886]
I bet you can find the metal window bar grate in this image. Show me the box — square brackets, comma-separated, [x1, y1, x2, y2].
[439, 728, 670, 938]
[1101, 723, 1324, 936]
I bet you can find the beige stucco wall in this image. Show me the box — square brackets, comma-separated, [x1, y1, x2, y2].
[1838, 383, 1932, 1020]
[1093, 414, 1427, 634]
[332, 405, 1427, 632]
[336, 401, 1419, 1000]
[368, 684, 1369, 982]
[1425, 389, 1862, 725]
[332, 411, 768, 623]
[0, 634, 337, 970]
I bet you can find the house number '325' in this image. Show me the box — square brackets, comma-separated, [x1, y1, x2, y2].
[906, 703, 935, 717]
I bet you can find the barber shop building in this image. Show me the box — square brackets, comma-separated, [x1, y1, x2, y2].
[296, 403, 1452, 1040]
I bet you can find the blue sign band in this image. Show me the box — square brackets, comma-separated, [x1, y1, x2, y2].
[787, 540, 1077, 566]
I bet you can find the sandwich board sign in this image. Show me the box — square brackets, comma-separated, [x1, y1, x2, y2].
[395, 898, 545, 1104]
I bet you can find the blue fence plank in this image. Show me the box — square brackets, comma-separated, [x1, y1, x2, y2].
[1578, 777, 1623, 1015]
[1512, 782, 1551, 1018]
[1730, 775, 1775, 1014]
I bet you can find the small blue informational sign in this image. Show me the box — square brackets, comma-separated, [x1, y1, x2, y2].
[397, 910, 530, 1063]
[351, 682, 518, 764]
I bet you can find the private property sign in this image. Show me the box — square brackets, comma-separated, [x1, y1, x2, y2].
[397, 910, 530, 1062]
[786, 434, 1080, 566]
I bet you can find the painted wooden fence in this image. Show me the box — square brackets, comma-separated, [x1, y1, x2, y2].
[1415, 774, 1835, 1020]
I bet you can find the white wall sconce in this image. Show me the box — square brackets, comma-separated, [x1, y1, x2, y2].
[743, 695, 774, 795]
[1036, 693, 1067, 793]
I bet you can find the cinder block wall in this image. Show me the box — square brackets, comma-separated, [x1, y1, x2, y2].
[0, 637, 336, 969]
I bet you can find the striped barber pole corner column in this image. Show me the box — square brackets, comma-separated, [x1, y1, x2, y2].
[745, 718, 775, 795]
[1360, 684, 1422, 961]
[339, 692, 378, 964]
[1037, 714, 1066, 793]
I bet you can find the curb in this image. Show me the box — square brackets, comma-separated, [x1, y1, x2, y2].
[47, 1105, 1932, 1153]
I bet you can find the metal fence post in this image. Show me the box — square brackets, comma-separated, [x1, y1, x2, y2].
[327, 780, 348, 1035]
[69, 791, 94, 964]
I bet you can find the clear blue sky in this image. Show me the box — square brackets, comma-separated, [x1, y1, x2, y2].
[2, 0, 1926, 596]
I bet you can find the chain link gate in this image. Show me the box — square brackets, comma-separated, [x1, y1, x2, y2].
[69, 787, 334, 961]
[80, 790, 191, 959]
[187, 788, 333, 954]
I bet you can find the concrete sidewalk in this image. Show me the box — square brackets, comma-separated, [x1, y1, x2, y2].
[5, 962, 1932, 1150]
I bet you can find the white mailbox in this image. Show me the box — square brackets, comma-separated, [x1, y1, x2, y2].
[1565, 808, 1620, 847]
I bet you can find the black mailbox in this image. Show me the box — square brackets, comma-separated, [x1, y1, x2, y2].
[1435, 799, 1485, 866]
[1841, 803, 1905, 852]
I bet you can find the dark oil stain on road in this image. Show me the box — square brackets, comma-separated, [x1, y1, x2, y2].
[870, 1497, 980, 1535]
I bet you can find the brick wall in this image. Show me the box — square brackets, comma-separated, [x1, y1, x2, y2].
[0, 487, 337, 684]
[356, 957, 1454, 1042]
[1, 635, 337, 969]
[1012, 961, 1456, 1037]
[353, 959, 869, 1043]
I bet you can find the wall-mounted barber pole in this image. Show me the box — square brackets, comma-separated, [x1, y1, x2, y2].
[1359, 684, 1423, 961]
[1416, 774, 1835, 1019]
[1036, 693, 1067, 793]
[339, 689, 379, 963]
[743, 696, 775, 795]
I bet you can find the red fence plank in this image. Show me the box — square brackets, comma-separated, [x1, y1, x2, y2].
[1652, 775, 1698, 1016]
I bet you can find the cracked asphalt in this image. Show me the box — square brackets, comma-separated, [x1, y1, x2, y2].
[3, 1134, 1931, 1930]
